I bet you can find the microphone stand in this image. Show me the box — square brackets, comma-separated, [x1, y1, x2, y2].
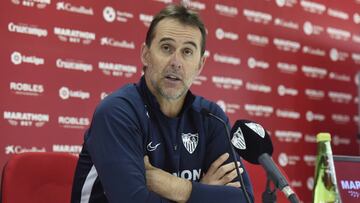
[262, 177, 277, 203]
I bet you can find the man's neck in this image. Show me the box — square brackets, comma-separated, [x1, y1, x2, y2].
[156, 95, 185, 118]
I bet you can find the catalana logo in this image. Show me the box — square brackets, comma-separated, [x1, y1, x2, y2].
[56, 1, 94, 16]
[100, 37, 135, 49]
[8, 22, 48, 37]
[53, 27, 95, 45]
[11, 0, 50, 9]
[11, 51, 44, 66]
[98, 61, 137, 77]
[3, 111, 49, 127]
[5, 145, 46, 154]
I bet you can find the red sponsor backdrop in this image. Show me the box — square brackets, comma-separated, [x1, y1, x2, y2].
[1, 0, 360, 202]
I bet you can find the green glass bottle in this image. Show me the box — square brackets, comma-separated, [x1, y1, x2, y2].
[313, 133, 341, 203]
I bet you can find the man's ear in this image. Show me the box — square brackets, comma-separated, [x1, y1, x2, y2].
[141, 43, 149, 66]
[197, 55, 207, 75]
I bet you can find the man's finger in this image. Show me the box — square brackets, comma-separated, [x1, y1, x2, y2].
[207, 153, 229, 175]
[214, 161, 241, 179]
[219, 167, 243, 184]
[226, 181, 241, 188]
[144, 156, 152, 169]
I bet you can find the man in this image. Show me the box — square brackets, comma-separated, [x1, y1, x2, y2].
[72, 4, 254, 203]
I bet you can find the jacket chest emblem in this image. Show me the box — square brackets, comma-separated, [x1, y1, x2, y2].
[181, 133, 199, 154]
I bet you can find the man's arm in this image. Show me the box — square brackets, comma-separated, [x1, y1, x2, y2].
[85, 97, 171, 202]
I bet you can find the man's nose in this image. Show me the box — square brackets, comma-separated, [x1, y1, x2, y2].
[169, 51, 183, 69]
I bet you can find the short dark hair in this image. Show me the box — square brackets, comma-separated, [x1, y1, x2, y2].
[145, 4, 207, 56]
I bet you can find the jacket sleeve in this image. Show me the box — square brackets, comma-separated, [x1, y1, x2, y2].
[187, 104, 254, 203]
[85, 97, 171, 203]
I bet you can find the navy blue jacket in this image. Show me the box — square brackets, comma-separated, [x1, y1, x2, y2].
[71, 77, 254, 202]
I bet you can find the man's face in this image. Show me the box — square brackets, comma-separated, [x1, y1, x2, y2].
[141, 18, 205, 101]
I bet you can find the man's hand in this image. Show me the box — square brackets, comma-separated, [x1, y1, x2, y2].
[200, 153, 244, 188]
[144, 156, 192, 203]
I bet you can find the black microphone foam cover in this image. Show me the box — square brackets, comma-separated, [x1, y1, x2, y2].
[230, 120, 273, 164]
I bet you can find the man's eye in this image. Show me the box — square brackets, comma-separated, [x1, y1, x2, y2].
[161, 44, 171, 52]
[183, 48, 193, 56]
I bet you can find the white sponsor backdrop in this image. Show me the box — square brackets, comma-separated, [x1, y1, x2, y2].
[1, 0, 360, 202]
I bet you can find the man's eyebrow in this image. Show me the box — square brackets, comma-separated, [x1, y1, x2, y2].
[159, 37, 198, 49]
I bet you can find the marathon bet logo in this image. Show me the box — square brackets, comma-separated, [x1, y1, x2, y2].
[247, 34, 269, 47]
[244, 104, 273, 117]
[303, 21, 324, 35]
[56, 2, 94, 16]
[53, 27, 95, 45]
[11, 0, 50, 9]
[139, 13, 153, 27]
[214, 4, 238, 17]
[305, 88, 325, 100]
[274, 18, 299, 30]
[273, 38, 301, 52]
[277, 85, 298, 96]
[103, 6, 134, 23]
[3, 111, 49, 127]
[306, 111, 325, 122]
[216, 100, 240, 114]
[193, 75, 207, 86]
[340, 179, 360, 197]
[329, 48, 349, 62]
[5, 145, 46, 155]
[8, 22, 47, 37]
[58, 116, 90, 129]
[213, 53, 240, 66]
[56, 58, 93, 72]
[352, 34, 360, 44]
[304, 134, 316, 143]
[277, 62, 298, 74]
[98, 61, 137, 77]
[212, 76, 243, 90]
[247, 57, 269, 69]
[331, 114, 350, 125]
[328, 91, 352, 103]
[59, 86, 90, 100]
[215, 28, 238, 41]
[53, 144, 82, 154]
[303, 155, 316, 166]
[100, 37, 135, 49]
[275, 130, 302, 142]
[10, 82, 44, 96]
[300, 0, 326, 15]
[243, 9, 272, 24]
[326, 26, 351, 41]
[301, 65, 327, 79]
[327, 8, 349, 21]
[11, 51, 44, 66]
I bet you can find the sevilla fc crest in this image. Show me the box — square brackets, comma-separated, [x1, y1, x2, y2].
[231, 127, 246, 150]
[181, 133, 199, 154]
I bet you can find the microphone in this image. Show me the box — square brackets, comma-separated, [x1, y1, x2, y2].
[231, 120, 299, 203]
[201, 109, 252, 203]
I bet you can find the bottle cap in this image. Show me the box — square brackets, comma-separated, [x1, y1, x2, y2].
[316, 132, 331, 142]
